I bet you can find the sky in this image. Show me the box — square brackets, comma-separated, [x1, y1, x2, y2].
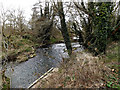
[0, 0, 38, 20]
[0, 0, 119, 21]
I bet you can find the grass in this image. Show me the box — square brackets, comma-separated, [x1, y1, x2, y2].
[100, 41, 120, 89]
[25, 47, 32, 52]
[2, 31, 38, 63]
[2, 75, 10, 90]
[1, 31, 39, 88]
[48, 37, 64, 44]
[32, 52, 108, 88]
[104, 42, 118, 63]
[50, 38, 57, 43]
[31, 41, 119, 88]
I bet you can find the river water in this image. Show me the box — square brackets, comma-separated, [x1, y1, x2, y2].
[5, 42, 83, 88]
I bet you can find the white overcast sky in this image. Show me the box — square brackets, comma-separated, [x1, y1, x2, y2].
[0, 0, 38, 20]
[0, 0, 119, 21]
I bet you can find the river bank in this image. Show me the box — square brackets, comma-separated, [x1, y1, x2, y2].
[2, 30, 119, 89]
[2, 30, 65, 63]
[1, 29, 64, 88]
[31, 41, 119, 88]
[4, 42, 82, 88]
[31, 51, 105, 88]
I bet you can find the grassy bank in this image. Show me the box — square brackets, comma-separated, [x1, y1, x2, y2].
[1, 70, 10, 89]
[2, 32, 38, 63]
[2, 29, 64, 63]
[2, 76, 10, 89]
[1, 29, 64, 89]
[32, 41, 119, 88]
[101, 41, 119, 88]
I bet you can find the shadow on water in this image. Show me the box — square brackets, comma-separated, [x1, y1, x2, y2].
[5, 42, 83, 88]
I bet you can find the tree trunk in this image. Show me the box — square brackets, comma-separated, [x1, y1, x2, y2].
[73, 22, 84, 44]
[57, 2, 72, 55]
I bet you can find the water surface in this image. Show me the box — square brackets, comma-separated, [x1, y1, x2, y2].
[5, 42, 83, 88]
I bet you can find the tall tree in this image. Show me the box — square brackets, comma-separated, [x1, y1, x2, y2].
[29, 1, 55, 43]
[57, 2, 72, 55]
[74, 1, 116, 55]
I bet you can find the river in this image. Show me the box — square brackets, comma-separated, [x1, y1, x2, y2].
[5, 42, 83, 88]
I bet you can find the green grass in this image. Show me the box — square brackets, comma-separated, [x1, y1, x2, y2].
[104, 42, 118, 63]
[24, 47, 32, 52]
[106, 73, 120, 89]
[17, 41, 23, 47]
[103, 41, 120, 89]
[20, 39, 32, 44]
[34, 43, 39, 48]
[49, 37, 64, 44]
[49, 37, 58, 44]
[2, 76, 10, 90]
[50, 38, 57, 43]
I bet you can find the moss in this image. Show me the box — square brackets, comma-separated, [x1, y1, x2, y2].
[2, 30, 40, 63]
[2, 76, 10, 89]
[50, 38, 57, 43]
[24, 47, 32, 52]
[49, 37, 64, 44]
[17, 42, 23, 47]
[34, 44, 40, 48]
[20, 39, 32, 44]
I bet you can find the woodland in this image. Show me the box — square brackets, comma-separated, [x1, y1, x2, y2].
[0, 0, 120, 89]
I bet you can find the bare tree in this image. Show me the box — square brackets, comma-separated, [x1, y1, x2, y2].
[57, 2, 72, 55]
[16, 9, 26, 32]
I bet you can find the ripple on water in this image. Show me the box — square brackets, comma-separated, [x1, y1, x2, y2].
[5, 43, 83, 88]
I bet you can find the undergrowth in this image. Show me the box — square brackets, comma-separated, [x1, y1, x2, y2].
[32, 41, 119, 89]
